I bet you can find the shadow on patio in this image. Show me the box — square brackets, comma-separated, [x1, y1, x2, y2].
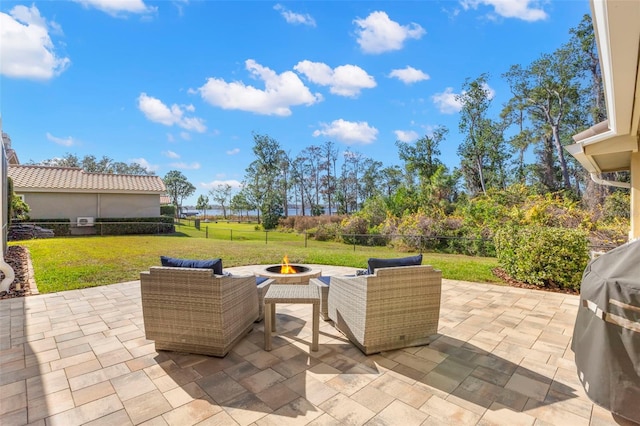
[152, 317, 582, 425]
[0, 278, 632, 425]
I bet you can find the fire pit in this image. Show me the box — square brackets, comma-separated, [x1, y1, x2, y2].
[258, 256, 321, 285]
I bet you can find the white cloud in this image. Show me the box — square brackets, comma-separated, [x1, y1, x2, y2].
[354, 11, 425, 54]
[460, 0, 548, 21]
[201, 179, 243, 190]
[167, 133, 175, 142]
[73, 0, 157, 17]
[313, 119, 378, 145]
[432, 82, 496, 114]
[389, 66, 430, 84]
[274, 4, 316, 27]
[195, 59, 322, 116]
[46, 132, 76, 147]
[226, 148, 240, 155]
[482, 82, 496, 100]
[0, 5, 70, 80]
[394, 130, 419, 143]
[432, 87, 462, 114]
[163, 150, 180, 159]
[180, 131, 191, 140]
[137, 93, 207, 132]
[129, 157, 158, 172]
[294, 60, 376, 97]
[170, 162, 201, 170]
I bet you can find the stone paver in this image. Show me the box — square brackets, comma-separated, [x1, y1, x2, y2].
[0, 264, 635, 425]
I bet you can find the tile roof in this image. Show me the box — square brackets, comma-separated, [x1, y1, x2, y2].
[8, 165, 166, 193]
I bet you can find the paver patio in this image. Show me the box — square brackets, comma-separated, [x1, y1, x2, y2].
[0, 264, 636, 425]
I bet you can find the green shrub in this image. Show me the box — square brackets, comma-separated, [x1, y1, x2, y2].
[340, 216, 369, 245]
[394, 213, 444, 251]
[313, 223, 341, 242]
[522, 193, 591, 229]
[455, 194, 511, 232]
[161, 205, 176, 217]
[278, 214, 344, 233]
[359, 195, 389, 228]
[95, 217, 174, 235]
[494, 226, 589, 290]
[602, 190, 630, 222]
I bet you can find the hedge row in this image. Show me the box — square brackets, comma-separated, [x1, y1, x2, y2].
[15, 218, 72, 236]
[19, 217, 175, 236]
[94, 217, 174, 235]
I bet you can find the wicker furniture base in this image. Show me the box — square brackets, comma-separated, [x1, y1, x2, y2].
[140, 266, 259, 357]
[264, 284, 320, 351]
[256, 278, 274, 321]
[312, 264, 442, 355]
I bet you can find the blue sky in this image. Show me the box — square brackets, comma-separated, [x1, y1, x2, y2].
[1, 0, 591, 205]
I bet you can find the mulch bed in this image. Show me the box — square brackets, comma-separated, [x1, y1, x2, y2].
[0, 245, 33, 299]
[492, 267, 580, 295]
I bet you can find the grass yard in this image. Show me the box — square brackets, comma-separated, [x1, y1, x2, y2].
[11, 223, 501, 293]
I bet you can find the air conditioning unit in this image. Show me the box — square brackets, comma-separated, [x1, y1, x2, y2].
[77, 217, 95, 227]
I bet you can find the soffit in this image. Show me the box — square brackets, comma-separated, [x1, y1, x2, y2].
[566, 0, 640, 173]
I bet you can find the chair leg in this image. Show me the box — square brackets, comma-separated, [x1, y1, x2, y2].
[312, 303, 319, 351]
[264, 302, 273, 351]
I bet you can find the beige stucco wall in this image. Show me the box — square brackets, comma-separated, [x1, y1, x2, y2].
[1, 139, 7, 253]
[19, 192, 161, 220]
[632, 152, 640, 240]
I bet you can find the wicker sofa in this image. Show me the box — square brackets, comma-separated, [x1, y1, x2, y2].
[140, 266, 271, 357]
[312, 264, 442, 355]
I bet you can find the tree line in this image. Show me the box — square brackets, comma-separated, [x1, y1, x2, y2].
[33, 15, 628, 231]
[212, 15, 625, 229]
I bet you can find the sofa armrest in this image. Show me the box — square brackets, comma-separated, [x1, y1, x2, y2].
[311, 278, 330, 320]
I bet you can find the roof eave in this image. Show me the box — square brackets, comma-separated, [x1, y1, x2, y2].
[567, 0, 640, 174]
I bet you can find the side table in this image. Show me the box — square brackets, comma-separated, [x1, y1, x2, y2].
[264, 284, 320, 351]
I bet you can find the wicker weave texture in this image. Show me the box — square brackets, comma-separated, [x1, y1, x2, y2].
[140, 266, 259, 357]
[264, 284, 320, 304]
[323, 264, 442, 355]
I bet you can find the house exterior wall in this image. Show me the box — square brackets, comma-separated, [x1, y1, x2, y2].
[1, 139, 7, 254]
[632, 152, 640, 240]
[98, 193, 160, 217]
[21, 192, 160, 220]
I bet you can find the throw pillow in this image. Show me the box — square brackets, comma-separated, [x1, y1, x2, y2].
[160, 256, 223, 275]
[367, 254, 422, 274]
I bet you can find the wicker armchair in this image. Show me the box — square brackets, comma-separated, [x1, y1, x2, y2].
[140, 266, 266, 357]
[312, 264, 442, 355]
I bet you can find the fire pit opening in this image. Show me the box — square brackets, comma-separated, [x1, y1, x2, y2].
[258, 256, 321, 284]
[265, 264, 310, 274]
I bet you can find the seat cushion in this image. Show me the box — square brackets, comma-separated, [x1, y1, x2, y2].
[367, 254, 423, 274]
[316, 276, 331, 285]
[256, 276, 270, 285]
[160, 256, 223, 275]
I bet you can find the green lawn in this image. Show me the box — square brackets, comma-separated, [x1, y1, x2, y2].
[11, 223, 501, 293]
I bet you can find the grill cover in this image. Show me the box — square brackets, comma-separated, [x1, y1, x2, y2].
[572, 239, 640, 423]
